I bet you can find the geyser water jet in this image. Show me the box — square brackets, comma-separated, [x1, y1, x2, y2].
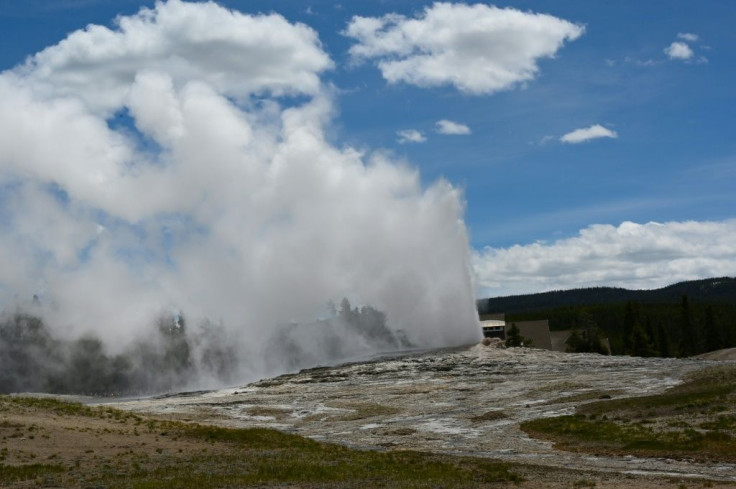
[0, 0, 480, 394]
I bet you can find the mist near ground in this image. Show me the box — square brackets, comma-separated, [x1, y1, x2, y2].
[0, 300, 410, 395]
[0, 1, 480, 394]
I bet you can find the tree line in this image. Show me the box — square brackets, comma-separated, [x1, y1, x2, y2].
[479, 277, 736, 357]
[0, 312, 237, 395]
[478, 277, 736, 315]
[501, 296, 736, 357]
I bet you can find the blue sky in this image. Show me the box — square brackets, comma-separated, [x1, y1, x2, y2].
[1, 0, 735, 298]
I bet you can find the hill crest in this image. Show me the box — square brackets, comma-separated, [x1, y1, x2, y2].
[478, 277, 736, 315]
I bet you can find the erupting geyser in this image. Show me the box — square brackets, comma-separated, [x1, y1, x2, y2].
[0, 0, 480, 395]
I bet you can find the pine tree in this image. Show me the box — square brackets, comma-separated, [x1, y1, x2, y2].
[567, 312, 609, 354]
[505, 323, 523, 347]
[678, 295, 698, 357]
[622, 301, 637, 353]
[631, 321, 657, 357]
[565, 328, 582, 353]
[703, 305, 722, 353]
[656, 321, 672, 358]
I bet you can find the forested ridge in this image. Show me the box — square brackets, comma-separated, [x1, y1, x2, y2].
[478, 277, 736, 357]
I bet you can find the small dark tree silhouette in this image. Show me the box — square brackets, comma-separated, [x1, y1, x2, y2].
[505, 323, 523, 347]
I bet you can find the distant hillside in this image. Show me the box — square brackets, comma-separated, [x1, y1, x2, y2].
[478, 277, 736, 315]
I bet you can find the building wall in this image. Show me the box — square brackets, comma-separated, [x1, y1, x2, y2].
[511, 320, 552, 350]
[480, 320, 506, 339]
[549, 330, 571, 352]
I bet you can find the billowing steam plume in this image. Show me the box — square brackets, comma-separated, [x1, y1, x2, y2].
[0, 0, 480, 394]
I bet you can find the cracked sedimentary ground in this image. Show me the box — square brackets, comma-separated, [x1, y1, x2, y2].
[109, 345, 736, 482]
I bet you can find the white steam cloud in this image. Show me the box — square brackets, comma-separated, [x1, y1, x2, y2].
[0, 0, 480, 390]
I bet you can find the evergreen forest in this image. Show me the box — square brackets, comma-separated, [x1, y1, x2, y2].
[478, 277, 736, 357]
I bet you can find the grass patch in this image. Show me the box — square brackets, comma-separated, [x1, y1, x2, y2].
[0, 395, 521, 488]
[181, 424, 322, 450]
[523, 414, 727, 452]
[521, 365, 736, 462]
[386, 427, 417, 436]
[573, 479, 596, 488]
[96, 451, 520, 488]
[244, 406, 288, 418]
[700, 415, 736, 431]
[470, 410, 507, 423]
[0, 463, 65, 483]
[2, 396, 99, 417]
[545, 390, 617, 405]
[98, 436, 520, 488]
[0, 420, 24, 428]
[1, 396, 137, 422]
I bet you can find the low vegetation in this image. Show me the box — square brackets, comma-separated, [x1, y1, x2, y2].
[1, 395, 520, 488]
[521, 365, 736, 462]
[471, 410, 507, 423]
[0, 464, 65, 483]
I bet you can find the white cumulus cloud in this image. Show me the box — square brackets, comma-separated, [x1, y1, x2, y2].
[397, 129, 427, 143]
[436, 119, 471, 135]
[344, 2, 584, 95]
[665, 41, 694, 60]
[677, 32, 699, 42]
[473, 220, 736, 297]
[560, 124, 618, 144]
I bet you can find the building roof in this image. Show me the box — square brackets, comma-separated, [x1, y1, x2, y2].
[480, 320, 506, 328]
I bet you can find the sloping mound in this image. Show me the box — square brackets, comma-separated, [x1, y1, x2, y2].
[695, 347, 736, 361]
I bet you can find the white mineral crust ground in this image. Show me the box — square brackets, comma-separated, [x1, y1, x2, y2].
[108, 345, 736, 482]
